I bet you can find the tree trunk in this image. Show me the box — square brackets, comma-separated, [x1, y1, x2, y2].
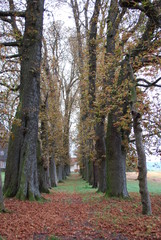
[84, 158, 89, 182]
[62, 165, 67, 180]
[0, 170, 5, 212]
[38, 100, 51, 193]
[17, 0, 44, 201]
[88, 160, 93, 185]
[132, 111, 152, 214]
[38, 167, 50, 194]
[4, 0, 45, 201]
[64, 164, 70, 177]
[3, 105, 22, 197]
[50, 155, 58, 187]
[105, 0, 129, 198]
[87, 0, 101, 188]
[127, 56, 152, 215]
[57, 164, 63, 182]
[106, 112, 129, 197]
[92, 161, 98, 188]
[95, 117, 107, 192]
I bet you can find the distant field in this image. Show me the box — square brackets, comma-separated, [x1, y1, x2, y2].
[55, 172, 161, 194]
[127, 172, 161, 194]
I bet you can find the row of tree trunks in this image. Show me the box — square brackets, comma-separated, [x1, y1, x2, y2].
[71, 1, 152, 216]
[70, 0, 88, 184]
[57, 164, 70, 183]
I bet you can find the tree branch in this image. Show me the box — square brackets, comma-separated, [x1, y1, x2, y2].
[119, 0, 161, 27]
[0, 16, 12, 23]
[130, 19, 155, 59]
[1, 54, 20, 59]
[0, 82, 20, 91]
[137, 76, 161, 87]
[0, 11, 26, 18]
[0, 41, 22, 47]
[130, 132, 161, 143]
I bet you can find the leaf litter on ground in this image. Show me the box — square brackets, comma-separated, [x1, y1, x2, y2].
[0, 174, 161, 239]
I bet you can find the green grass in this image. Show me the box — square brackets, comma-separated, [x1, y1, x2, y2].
[54, 174, 97, 194]
[48, 236, 60, 240]
[1, 171, 161, 194]
[127, 180, 161, 194]
[1, 172, 5, 186]
[55, 174, 161, 195]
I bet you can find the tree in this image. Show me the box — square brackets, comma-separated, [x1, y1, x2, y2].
[118, 5, 160, 214]
[127, 57, 152, 214]
[38, 93, 51, 193]
[40, 21, 78, 184]
[3, 0, 45, 200]
[104, 0, 129, 197]
[118, 0, 160, 214]
[70, 0, 106, 189]
[70, 0, 89, 181]
[87, 0, 101, 188]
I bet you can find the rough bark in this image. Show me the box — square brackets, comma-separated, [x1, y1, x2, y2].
[37, 140, 50, 194]
[38, 166, 50, 193]
[50, 154, 58, 187]
[63, 106, 70, 170]
[38, 99, 51, 193]
[57, 164, 63, 182]
[64, 164, 70, 177]
[127, 56, 152, 215]
[95, 118, 107, 192]
[4, 0, 45, 201]
[105, 0, 129, 198]
[17, 0, 44, 201]
[0, 170, 5, 212]
[132, 110, 152, 214]
[84, 158, 89, 181]
[3, 105, 22, 197]
[62, 165, 67, 180]
[106, 112, 129, 197]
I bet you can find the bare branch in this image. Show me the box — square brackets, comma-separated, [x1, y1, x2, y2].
[0, 11, 26, 18]
[119, 0, 161, 27]
[130, 132, 161, 143]
[137, 76, 161, 88]
[1, 54, 20, 59]
[0, 16, 12, 24]
[0, 82, 20, 92]
[0, 41, 22, 47]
